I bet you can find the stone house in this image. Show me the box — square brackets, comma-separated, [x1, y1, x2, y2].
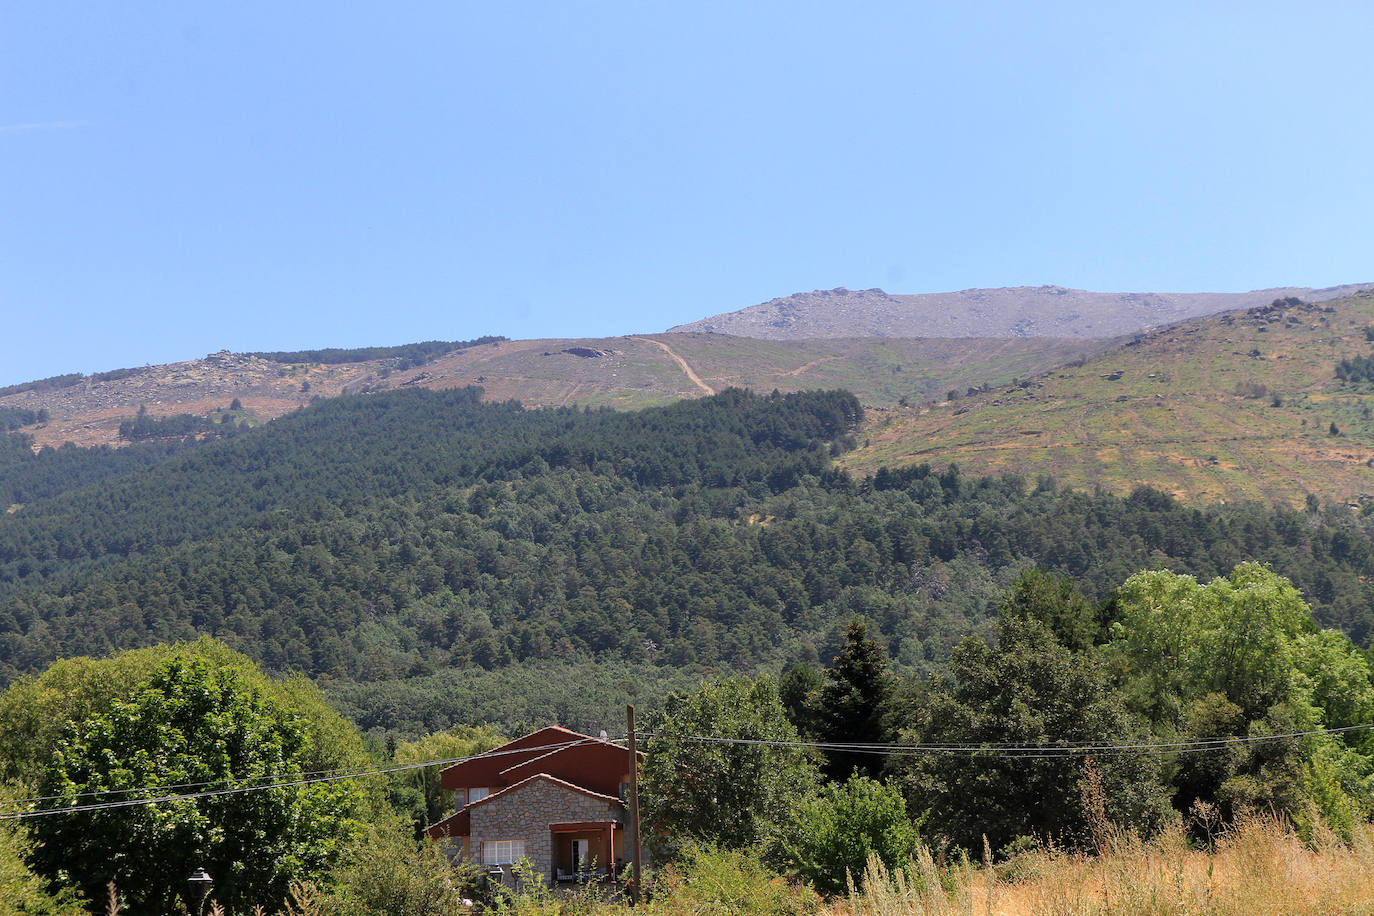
[425, 725, 644, 885]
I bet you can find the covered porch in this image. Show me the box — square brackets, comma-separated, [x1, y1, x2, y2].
[551, 820, 622, 883]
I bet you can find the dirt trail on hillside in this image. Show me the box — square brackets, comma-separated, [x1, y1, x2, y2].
[784, 356, 842, 376]
[631, 337, 715, 395]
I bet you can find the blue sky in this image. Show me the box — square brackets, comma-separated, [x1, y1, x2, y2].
[3, 2, 1372, 386]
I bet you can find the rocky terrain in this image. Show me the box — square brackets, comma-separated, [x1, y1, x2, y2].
[0, 350, 390, 448]
[669, 283, 1374, 340]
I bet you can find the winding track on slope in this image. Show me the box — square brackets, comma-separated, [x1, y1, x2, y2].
[631, 337, 715, 396]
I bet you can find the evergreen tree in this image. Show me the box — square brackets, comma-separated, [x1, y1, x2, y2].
[816, 619, 896, 778]
[779, 662, 824, 739]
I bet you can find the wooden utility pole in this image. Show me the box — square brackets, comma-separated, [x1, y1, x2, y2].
[626, 704, 644, 904]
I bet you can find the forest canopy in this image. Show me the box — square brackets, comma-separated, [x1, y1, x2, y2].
[2, 386, 1374, 736]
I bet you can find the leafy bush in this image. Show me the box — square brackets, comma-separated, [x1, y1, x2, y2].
[784, 776, 918, 896]
[1336, 353, 1374, 383]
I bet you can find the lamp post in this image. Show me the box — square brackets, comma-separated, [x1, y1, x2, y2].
[187, 867, 213, 916]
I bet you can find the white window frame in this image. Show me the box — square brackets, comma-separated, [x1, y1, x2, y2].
[467, 787, 490, 804]
[482, 839, 525, 865]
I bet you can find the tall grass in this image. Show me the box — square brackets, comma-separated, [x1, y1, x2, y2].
[85, 817, 1374, 915]
[843, 844, 973, 916]
[844, 813, 1374, 916]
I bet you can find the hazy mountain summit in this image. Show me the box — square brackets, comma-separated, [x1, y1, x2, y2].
[669, 283, 1374, 340]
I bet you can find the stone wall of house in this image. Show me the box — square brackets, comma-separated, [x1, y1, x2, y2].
[470, 778, 627, 883]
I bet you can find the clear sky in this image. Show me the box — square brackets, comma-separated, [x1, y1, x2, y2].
[4, 2, 1372, 387]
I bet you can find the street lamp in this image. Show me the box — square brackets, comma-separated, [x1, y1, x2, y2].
[187, 867, 213, 916]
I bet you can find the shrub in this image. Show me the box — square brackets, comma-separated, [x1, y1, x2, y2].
[321, 825, 478, 916]
[784, 776, 919, 896]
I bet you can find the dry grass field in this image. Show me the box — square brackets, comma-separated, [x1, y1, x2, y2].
[842, 814, 1374, 916]
[385, 333, 1114, 412]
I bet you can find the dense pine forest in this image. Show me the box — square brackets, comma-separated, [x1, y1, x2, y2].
[2, 386, 1374, 734]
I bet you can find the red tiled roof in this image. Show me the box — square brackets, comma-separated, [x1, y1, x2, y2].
[467, 772, 625, 810]
[439, 725, 591, 790]
[497, 739, 635, 798]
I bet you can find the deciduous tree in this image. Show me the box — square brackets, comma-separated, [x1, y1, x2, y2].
[891, 615, 1171, 854]
[641, 676, 818, 859]
[31, 658, 362, 915]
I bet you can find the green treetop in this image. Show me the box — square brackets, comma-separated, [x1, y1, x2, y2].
[641, 675, 818, 861]
[30, 657, 363, 915]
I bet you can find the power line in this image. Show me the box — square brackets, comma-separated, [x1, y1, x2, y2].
[633, 723, 1373, 758]
[9, 733, 602, 807]
[0, 737, 601, 820]
[7, 761, 387, 808]
[7, 723, 1367, 821]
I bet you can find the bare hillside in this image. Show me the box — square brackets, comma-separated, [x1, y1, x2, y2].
[669, 283, 1374, 340]
[0, 335, 1110, 449]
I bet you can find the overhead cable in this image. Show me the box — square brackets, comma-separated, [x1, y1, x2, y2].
[7, 724, 1368, 821]
[0, 737, 601, 820]
[633, 722, 1373, 757]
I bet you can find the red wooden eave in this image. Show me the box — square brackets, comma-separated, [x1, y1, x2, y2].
[498, 740, 636, 798]
[550, 820, 618, 833]
[425, 809, 470, 840]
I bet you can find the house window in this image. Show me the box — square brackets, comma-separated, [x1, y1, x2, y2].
[468, 787, 490, 803]
[482, 839, 525, 865]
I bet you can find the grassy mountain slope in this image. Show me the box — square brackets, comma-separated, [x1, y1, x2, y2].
[671, 283, 1374, 339]
[0, 334, 1109, 450]
[845, 291, 1374, 506]
[651, 334, 1115, 406]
